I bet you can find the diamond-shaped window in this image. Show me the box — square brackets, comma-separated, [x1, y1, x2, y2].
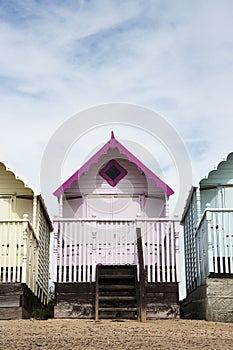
[99, 160, 127, 187]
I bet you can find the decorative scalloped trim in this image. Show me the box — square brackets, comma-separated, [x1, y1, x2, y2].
[53, 132, 174, 197]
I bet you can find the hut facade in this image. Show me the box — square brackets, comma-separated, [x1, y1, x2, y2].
[181, 153, 233, 322]
[0, 161, 53, 319]
[53, 132, 180, 320]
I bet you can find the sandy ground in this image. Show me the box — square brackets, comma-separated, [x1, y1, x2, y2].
[0, 319, 232, 350]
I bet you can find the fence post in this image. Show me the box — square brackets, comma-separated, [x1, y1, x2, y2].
[206, 204, 214, 274]
[136, 227, 146, 322]
[53, 230, 58, 282]
[21, 214, 28, 284]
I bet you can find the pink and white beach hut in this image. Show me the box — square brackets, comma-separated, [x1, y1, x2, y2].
[53, 132, 180, 320]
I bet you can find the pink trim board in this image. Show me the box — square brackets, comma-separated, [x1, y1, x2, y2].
[53, 131, 174, 197]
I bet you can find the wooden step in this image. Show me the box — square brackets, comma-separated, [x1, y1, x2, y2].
[99, 296, 136, 301]
[99, 285, 135, 291]
[99, 274, 135, 279]
[99, 307, 137, 312]
[98, 268, 135, 275]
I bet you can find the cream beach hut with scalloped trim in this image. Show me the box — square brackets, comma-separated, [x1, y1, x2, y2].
[0, 161, 53, 319]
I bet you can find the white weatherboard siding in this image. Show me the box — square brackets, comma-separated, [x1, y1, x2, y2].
[63, 154, 166, 219]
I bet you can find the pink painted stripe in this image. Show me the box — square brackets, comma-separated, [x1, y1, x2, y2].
[53, 132, 174, 197]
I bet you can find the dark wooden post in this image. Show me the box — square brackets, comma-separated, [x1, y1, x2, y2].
[136, 227, 146, 322]
[95, 266, 99, 321]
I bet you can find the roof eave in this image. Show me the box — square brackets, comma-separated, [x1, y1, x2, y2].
[53, 133, 174, 198]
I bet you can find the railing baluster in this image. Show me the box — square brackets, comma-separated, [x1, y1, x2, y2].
[122, 222, 126, 265]
[161, 222, 166, 282]
[107, 222, 111, 265]
[78, 222, 82, 282]
[156, 222, 160, 282]
[53, 230, 58, 283]
[166, 222, 170, 283]
[212, 213, 218, 273]
[92, 221, 97, 281]
[83, 223, 87, 282]
[7, 223, 11, 283]
[58, 223, 63, 282]
[68, 223, 72, 282]
[219, 212, 224, 273]
[223, 212, 228, 273]
[86, 226, 91, 283]
[152, 222, 156, 283]
[146, 222, 150, 283]
[171, 222, 175, 282]
[73, 223, 77, 282]
[206, 210, 214, 274]
[63, 224, 68, 282]
[3, 223, 7, 282]
[229, 212, 233, 274]
[17, 223, 22, 282]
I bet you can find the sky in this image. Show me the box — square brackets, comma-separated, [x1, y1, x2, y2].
[1, 0, 233, 210]
[0, 0, 233, 200]
[1, 0, 233, 299]
[0, 0, 233, 212]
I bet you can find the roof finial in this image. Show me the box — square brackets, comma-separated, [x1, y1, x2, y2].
[111, 131, 115, 139]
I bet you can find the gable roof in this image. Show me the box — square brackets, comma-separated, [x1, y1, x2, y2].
[200, 152, 233, 187]
[53, 132, 174, 197]
[0, 160, 37, 195]
[181, 152, 233, 223]
[0, 160, 53, 230]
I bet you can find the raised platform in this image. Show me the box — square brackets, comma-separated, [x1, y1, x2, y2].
[181, 276, 233, 322]
[0, 283, 41, 319]
[54, 280, 179, 320]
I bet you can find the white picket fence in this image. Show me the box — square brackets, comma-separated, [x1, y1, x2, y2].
[53, 218, 180, 283]
[0, 215, 38, 295]
[196, 208, 233, 286]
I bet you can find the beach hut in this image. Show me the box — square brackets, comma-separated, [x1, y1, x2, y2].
[0, 161, 53, 319]
[53, 132, 180, 320]
[181, 153, 233, 322]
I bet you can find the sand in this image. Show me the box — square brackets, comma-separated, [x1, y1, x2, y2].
[0, 319, 232, 350]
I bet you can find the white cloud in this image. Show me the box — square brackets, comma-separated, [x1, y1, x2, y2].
[0, 0, 233, 215]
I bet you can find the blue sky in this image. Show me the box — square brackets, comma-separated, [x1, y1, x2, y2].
[0, 0, 233, 216]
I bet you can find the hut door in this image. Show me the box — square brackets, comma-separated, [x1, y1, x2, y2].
[86, 195, 113, 219]
[0, 195, 12, 219]
[112, 195, 140, 219]
[86, 194, 140, 219]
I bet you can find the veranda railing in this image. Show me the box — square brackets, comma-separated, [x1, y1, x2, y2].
[53, 218, 180, 284]
[0, 215, 38, 295]
[196, 207, 233, 286]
